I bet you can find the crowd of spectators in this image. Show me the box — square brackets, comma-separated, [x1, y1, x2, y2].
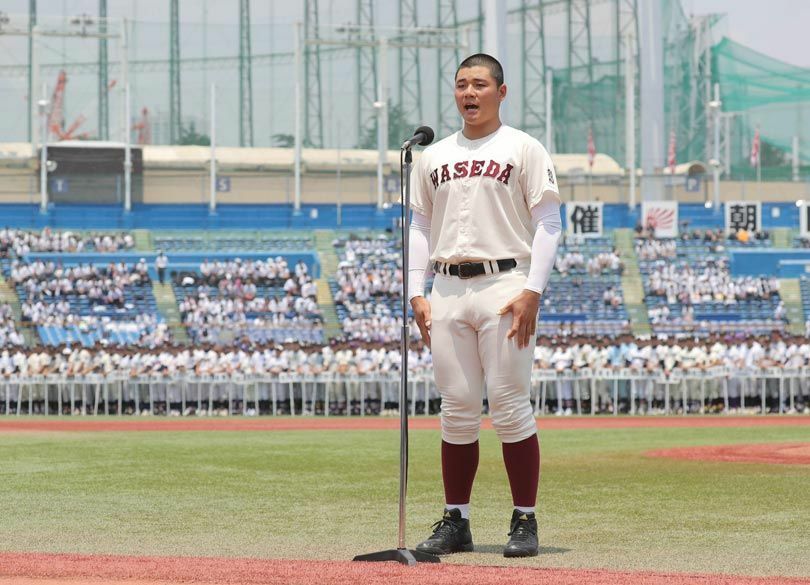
[645, 258, 780, 305]
[10, 260, 151, 305]
[6, 259, 164, 347]
[18, 296, 169, 345]
[179, 294, 320, 329]
[0, 228, 134, 258]
[0, 340, 422, 379]
[0, 303, 24, 347]
[333, 265, 402, 304]
[332, 236, 405, 343]
[175, 258, 322, 344]
[635, 238, 678, 261]
[1, 333, 809, 382]
[180, 257, 304, 288]
[555, 249, 623, 276]
[797, 236, 810, 249]
[635, 228, 771, 258]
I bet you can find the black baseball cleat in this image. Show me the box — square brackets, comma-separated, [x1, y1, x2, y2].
[415, 508, 474, 555]
[503, 509, 539, 558]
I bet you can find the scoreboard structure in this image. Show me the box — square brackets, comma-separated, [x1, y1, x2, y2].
[40, 143, 143, 204]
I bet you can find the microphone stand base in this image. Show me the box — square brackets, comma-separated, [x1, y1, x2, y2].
[353, 548, 441, 566]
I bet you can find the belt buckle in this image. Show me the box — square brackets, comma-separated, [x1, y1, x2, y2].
[457, 262, 476, 279]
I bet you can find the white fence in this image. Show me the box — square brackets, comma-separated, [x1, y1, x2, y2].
[1, 368, 808, 416]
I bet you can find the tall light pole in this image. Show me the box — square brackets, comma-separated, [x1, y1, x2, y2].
[38, 92, 48, 213]
[625, 33, 636, 209]
[209, 83, 217, 214]
[124, 83, 132, 212]
[708, 83, 721, 211]
[294, 21, 303, 214]
[374, 37, 388, 212]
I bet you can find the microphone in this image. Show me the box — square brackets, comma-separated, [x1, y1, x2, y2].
[401, 126, 435, 150]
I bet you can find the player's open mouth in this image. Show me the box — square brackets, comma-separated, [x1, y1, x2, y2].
[464, 104, 479, 111]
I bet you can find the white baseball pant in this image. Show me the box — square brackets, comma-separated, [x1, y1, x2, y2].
[429, 260, 537, 444]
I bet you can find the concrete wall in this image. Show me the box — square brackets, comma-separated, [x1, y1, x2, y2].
[0, 169, 35, 204]
[141, 170, 381, 205]
[2, 164, 808, 205]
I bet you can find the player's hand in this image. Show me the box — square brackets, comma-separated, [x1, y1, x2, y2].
[498, 289, 540, 349]
[411, 296, 432, 348]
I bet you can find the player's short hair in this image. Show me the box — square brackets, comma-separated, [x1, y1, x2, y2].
[456, 53, 504, 87]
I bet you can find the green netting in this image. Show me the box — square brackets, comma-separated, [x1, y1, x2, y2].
[714, 37, 810, 179]
[550, 0, 711, 170]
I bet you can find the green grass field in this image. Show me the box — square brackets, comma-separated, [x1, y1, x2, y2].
[1, 419, 808, 578]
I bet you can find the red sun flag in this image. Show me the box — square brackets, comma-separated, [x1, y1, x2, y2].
[645, 206, 675, 231]
[587, 126, 596, 169]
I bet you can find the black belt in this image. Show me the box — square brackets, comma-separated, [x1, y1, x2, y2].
[433, 258, 517, 279]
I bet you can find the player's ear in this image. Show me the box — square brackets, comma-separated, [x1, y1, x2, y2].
[498, 83, 507, 102]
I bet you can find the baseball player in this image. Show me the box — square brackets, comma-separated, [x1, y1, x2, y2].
[407, 53, 562, 557]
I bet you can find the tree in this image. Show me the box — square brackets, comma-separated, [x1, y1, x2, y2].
[179, 122, 210, 146]
[272, 133, 295, 147]
[760, 139, 788, 167]
[357, 101, 416, 150]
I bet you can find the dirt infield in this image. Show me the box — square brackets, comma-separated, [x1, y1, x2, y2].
[647, 442, 810, 465]
[0, 553, 808, 585]
[1, 415, 809, 433]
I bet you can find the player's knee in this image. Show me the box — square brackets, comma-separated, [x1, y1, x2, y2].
[440, 395, 482, 443]
[491, 406, 536, 443]
[441, 413, 481, 443]
[487, 387, 535, 443]
[441, 424, 480, 444]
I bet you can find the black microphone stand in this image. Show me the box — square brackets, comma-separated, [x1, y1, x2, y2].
[353, 146, 440, 566]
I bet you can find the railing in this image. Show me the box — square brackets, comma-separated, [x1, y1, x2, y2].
[1, 367, 808, 416]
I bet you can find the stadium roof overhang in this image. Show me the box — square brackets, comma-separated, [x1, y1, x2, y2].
[0, 142, 628, 177]
[662, 160, 709, 175]
[552, 153, 625, 177]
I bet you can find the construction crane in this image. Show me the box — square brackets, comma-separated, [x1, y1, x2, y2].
[46, 69, 116, 141]
[46, 70, 88, 140]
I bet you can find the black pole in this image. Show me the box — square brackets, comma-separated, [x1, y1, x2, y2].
[353, 146, 439, 566]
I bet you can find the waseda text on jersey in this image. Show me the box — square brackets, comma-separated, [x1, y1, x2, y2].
[429, 160, 515, 188]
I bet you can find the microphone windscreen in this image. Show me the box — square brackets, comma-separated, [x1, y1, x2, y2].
[415, 126, 435, 146]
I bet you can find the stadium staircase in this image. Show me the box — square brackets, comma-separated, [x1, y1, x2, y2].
[152, 282, 188, 343]
[771, 227, 792, 249]
[0, 273, 36, 347]
[133, 229, 153, 252]
[778, 278, 805, 334]
[614, 228, 651, 336]
[314, 230, 342, 340]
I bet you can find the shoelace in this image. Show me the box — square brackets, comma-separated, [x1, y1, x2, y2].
[430, 518, 462, 539]
[508, 520, 536, 541]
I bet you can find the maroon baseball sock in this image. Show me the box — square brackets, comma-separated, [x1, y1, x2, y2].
[501, 434, 540, 508]
[441, 440, 479, 505]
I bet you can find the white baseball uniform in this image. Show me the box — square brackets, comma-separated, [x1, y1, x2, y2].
[408, 125, 561, 444]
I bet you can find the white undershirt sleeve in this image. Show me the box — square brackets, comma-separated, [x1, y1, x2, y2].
[407, 211, 432, 301]
[525, 194, 562, 295]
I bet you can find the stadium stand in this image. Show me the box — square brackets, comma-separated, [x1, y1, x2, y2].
[800, 276, 810, 335]
[539, 235, 630, 336]
[0, 303, 25, 346]
[172, 257, 324, 345]
[0, 228, 135, 257]
[330, 234, 410, 343]
[0, 211, 809, 417]
[1, 333, 808, 416]
[636, 229, 784, 335]
[153, 232, 314, 253]
[4, 257, 166, 347]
